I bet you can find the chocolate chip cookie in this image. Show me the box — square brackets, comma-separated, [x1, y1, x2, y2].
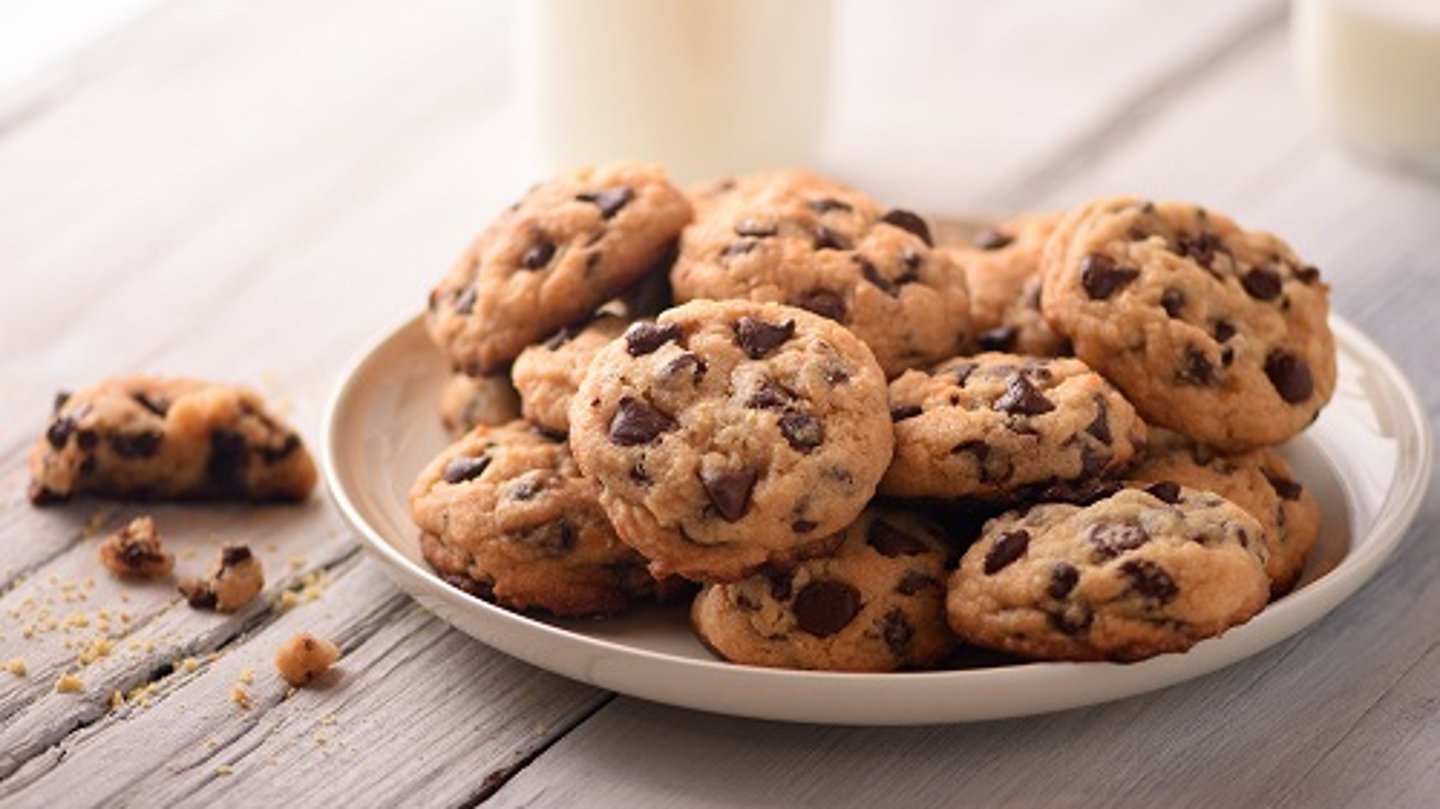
[1130, 430, 1320, 597]
[948, 484, 1269, 661]
[882, 353, 1146, 500]
[29, 376, 316, 504]
[439, 372, 522, 437]
[511, 308, 631, 436]
[691, 509, 954, 671]
[568, 300, 894, 582]
[425, 161, 692, 375]
[1040, 196, 1336, 450]
[410, 421, 661, 616]
[950, 212, 1069, 356]
[670, 169, 971, 377]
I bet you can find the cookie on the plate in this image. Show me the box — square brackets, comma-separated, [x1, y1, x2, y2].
[670, 169, 971, 377]
[426, 161, 692, 375]
[949, 212, 1069, 356]
[568, 300, 893, 582]
[882, 353, 1146, 500]
[691, 509, 954, 671]
[512, 308, 631, 436]
[439, 372, 522, 437]
[947, 484, 1269, 661]
[1130, 430, 1320, 597]
[1040, 196, 1336, 450]
[29, 376, 316, 504]
[409, 421, 662, 616]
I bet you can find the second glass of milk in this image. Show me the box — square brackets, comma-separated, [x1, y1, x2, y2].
[1293, 0, 1440, 177]
[516, 0, 833, 184]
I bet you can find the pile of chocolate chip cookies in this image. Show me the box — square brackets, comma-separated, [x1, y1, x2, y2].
[411, 161, 1334, 670]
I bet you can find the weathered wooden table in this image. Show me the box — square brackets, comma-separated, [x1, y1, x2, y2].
[3, 1, 1438, 805]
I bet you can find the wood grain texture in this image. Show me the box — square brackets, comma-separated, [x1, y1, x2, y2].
[2, 0, 1439, 805]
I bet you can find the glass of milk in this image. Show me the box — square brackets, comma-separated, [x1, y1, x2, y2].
[516, 0, 833, 184]
[1292, 0, 1440, 177]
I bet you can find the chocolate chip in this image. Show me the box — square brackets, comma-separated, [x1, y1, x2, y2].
[855, 255, 898, 297]
[1177, 232, 1225, 268]
[880, 209, 933, 246]
[1121, 559, 1178, 603]
[76, 429, 98, 450]
[734, 317, 796, 358]
[984, 530, 1029, 574]
[522, 238, 556, 270]
[576, 186, 633, 219]
[1265, 350, 1314, 403]
[882, 609, 913, 658]
[767, 570, 793, 601]
[890, 404, 922, 422]
[1145, 481, 1182, 504]
[1049, 604, 1093, 635]
[199, 430, 246, 494]
[110, 431, 162, 459]
[1177, 346, 1219, 387]
[790, 289, 846, 322]
[779, 411, 824, 453]
[791, 519, 818, 534]
[813, 226, 850, 251]
[1048, 562, 1079, 599]
[722, 241, 758, 261]
[220, 544, 253, 566]
[53, 391, 71, 414]
[624, 321, 681, 356]
[867, 519, 928, 557]
[508, 475, 544, 501]
[1085, 396, 1111, 444]
[994, 373, 1056, 416]
[1296, 265, 1322, 284]
[747, 381, 795, 412]
[951, 439, 989, 461]
[824, 365, 850, 386]
[1080, 254, 1139, 299]
[949, 362, 978, 386]
[699, 467, 757, 522]
[1214, 320, 1236, 342]
[978, 326, 1018, 352]
[1079, 444, 1109, 476]
[734, 219, 777, 238]
[1242, 267, 1283, 301]
[455, 286, 478, 314]
[1087, 522, 1150, 560]
[1160, 288, 1186, 317]
[518, 521, 576, 556]
[46, 417, 75, 449]
[662, 352, 707, 382]
[974, 229, 1013, 250]
[896, 571, 938, 596]
[808, 198, 852, 214]
[608, 397, 676, 445]
[180, 580, 217, 610]
[133, 392, 170, 417]
[735, 591, 761, 611]
[792, 580, 861, 637]
[1264, 470, 1304, 500]
[900, 249, 922, 273]
[628, 463, 650, 486]
[443, 455, 491, 483]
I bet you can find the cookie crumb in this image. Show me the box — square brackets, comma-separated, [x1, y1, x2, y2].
[180, 656, 199, 673]
[180, 544, 264, 612]
[77, 636, 114, 665]
[275, 631, 340, 687]
[230, 684, 251, 710]
[109, 690, 124, 710]
[55, 673, 84, 693]
[238, 666, 255, 685]
[98, 516, 175, 579]
[5, 658, 26, 676]
[216, 764, 234, 776]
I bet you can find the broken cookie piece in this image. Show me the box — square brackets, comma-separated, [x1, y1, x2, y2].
[98, 516, 175, 578]
[275, 631, 340, 686]
[180, 544, 264, 612]
[28, 375, 317, 505]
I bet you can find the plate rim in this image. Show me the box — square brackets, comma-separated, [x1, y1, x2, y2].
[320, 312, 1432, 724]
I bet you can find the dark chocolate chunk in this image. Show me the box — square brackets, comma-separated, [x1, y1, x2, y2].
[521, 238, 556, 270]
[53, 391, 71, 414]
[110, 431, 162, 459]
[791, 519, 818, 534]
[1242, 267, 1283, 301]
[882, 608, 913, 658]
[880, 209, 933, 246]
[867, 519, 928, 557]
[994, 373, 1056, 416]
[855, 255, 898, 297]
[508, 475, 544, 501]
[700, 467, 758, 522]
[179, 579, 217, 610]
[133, 392, 170, 417]
[722, 241, 758, 260]
[890, 404, 922, 422]
[576, 186, 633, 219]
[984, 530, 1029, 574]
[518, 520, 576, 556]
[220, 544, 253, 566]
[813, 225, 850, 251]
[1160, 288, 1186, 317]
[1214, 320, 1236, 342]
[1295, 265, 1322, 284]
[206, 429, 248, 493]
[793, 580, 862, 637]
[46, 417, 75, 450]
[1177, 232, 1225, 268]
[1265, 350, 1314, 403]
[1087, 522, 1150, 560]
[896, 571, 939, 596]
[608, 397, 676, 445]
[746, 379, 795, 411]
[790, 289, 846, 322]
[1263, 470, 1304, 500]
[443, 454, 492, 484]
[76, 428, 98, 450]
[1145, 480, 1182, 504]
[1048, 562, 1080, 599]
[1080, 254, 1139, 299]
[978, 326, 1018, 352]
[778, 411, 824, 453]
[974, 229, 1013, 250]
[624, 321, 681, 356]
[734, 317, 796, 358]
[1177, 346, 1219, 386]
[662, 352, 707, 382]
[948, 362, 978, 386]
[1085, 396, 1111, 443]
[1120, 559, 1178, 603]
[1049, 604, 1093, 635]
[767, 569, 793, 601]
[808, 198, 852, 214]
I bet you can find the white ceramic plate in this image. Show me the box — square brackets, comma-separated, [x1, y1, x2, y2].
[323, 313, 1430, 725]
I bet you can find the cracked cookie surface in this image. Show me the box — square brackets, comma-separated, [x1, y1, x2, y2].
[1040, 196, 1335, 450]
[947, 484, 1269, 661]
[568, 300, 893, 583]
